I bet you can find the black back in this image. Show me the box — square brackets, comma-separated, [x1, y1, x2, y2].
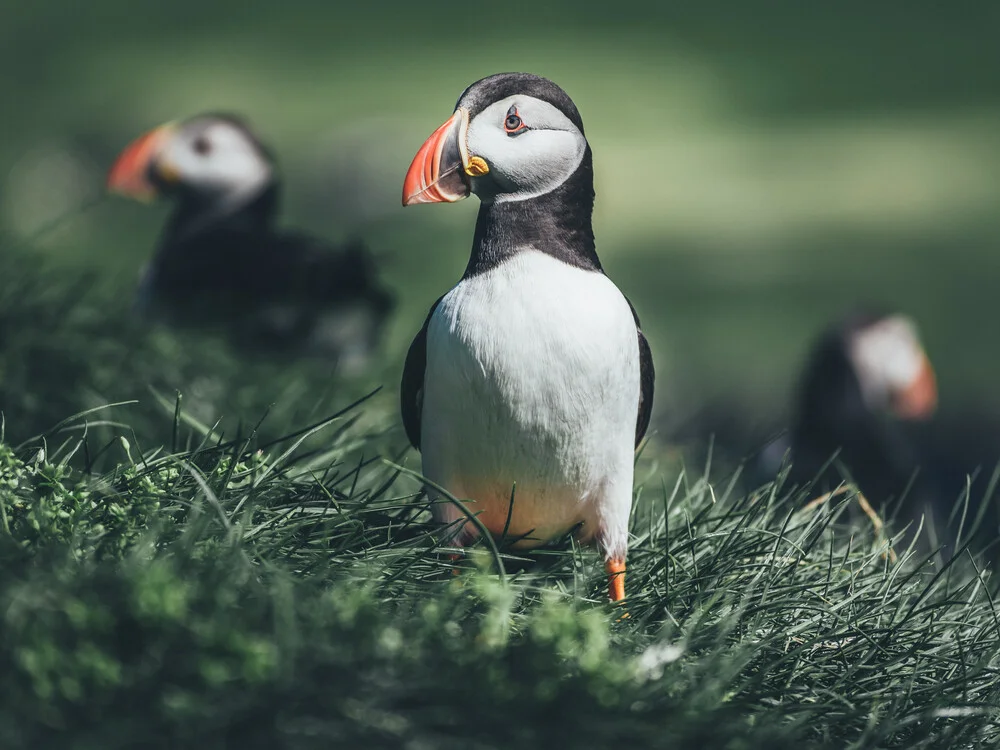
[143, 179, 395, 358]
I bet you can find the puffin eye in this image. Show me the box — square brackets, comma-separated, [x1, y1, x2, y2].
[192, 136, 212, 156]
[504, 106, 526, 135]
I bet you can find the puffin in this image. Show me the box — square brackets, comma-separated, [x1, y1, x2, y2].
[107, 113, 395, 368]
[399, 73, 654, 602]
[675, 308, 948, 541]
[777, 310, 1000, 554]
[779, 309, 938, 502]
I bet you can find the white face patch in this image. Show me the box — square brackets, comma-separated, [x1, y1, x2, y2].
[848, 315, 926, 410]
[160, 120, 272, 204]
[465, 95, 587, 203]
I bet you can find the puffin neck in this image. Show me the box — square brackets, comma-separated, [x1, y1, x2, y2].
[462, 148, 602, 278]
[162, 182, 280, 245]
[793, 333, 865, 435]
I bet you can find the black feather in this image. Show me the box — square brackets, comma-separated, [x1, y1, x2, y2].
[400, 296, 443, 451]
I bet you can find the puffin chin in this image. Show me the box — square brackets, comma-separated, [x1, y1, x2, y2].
[402, 109, 476, 206]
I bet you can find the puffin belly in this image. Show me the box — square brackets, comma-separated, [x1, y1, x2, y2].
[420, 251, 640, 550]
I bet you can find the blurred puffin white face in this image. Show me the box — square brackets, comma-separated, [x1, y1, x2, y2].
[466, 95, 586, 202]
[849, 316, 927, 410]
[159, 119, 272, 201]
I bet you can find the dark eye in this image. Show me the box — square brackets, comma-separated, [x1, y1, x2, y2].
[192, 136, 212, 156]
[504, 106, 526, 134]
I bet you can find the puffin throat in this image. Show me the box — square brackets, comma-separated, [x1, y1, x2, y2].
[463, 147, 601, 279]
[162, 181, 280, 245]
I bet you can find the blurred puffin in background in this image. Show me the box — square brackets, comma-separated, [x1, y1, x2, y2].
[107, 113, 395, 371]
[776, 308, 937, 502]
[677, 307, 1000, 555]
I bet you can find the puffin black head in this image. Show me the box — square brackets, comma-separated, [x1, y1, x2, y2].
[455, 73, 585, 133]
[799, 308, 938, 425]
[402, 73, 589, 206]
[108, 113, 275, 208]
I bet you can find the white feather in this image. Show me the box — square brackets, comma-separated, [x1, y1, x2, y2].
[162, 120, 271, 208]
[421, 250, 640, 559]
[849, 315, 925, 410]
[466, 96, 586, 202]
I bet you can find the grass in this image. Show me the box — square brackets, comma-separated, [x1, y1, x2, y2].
[2, 6, 1000, 738]
[2, 249, 1000, 748]
[4, 400, 1000, 748]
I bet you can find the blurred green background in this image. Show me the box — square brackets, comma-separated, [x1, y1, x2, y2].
[2, 0, 999, 441]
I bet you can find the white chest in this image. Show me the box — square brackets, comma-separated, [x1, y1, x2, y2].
[420, 250, 641, 546]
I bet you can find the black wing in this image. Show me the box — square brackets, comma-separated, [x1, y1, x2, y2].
[147, 228, 396, 353]
[273, 232, 396, 315]
[151, 229, 394, 313]
[626, 297, 655, 448]
[400, 296, 444, 451]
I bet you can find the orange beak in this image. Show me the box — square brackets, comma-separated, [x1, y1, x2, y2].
[892, 353, 938, 420]
[402, 109, 473, 206]
[107, 123, 177, 202]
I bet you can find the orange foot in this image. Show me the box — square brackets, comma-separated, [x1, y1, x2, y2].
[606, 558, 626, 602]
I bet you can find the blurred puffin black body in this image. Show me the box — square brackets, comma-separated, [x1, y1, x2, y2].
[781, 309, 937, 504]
[788, 311, 1000, 555]
[399, 73, 654, 602]
[108, 114, 395, 368]
[674, 309, 944, 532]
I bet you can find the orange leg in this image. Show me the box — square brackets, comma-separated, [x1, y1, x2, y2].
[448, 552, 462, 576]
[606, 558, 626, 602]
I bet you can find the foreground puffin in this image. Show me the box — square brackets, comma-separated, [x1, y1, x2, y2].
[107, 113, 395, 368]
[400, 73, 654, 602]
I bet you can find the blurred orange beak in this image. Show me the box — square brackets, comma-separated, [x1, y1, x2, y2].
[107, 123, 177, 202]
[402, 109, 474, 206]
[892, 354, 938, 420]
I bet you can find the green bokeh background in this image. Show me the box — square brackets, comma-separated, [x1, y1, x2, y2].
[2, 0, 998, 433]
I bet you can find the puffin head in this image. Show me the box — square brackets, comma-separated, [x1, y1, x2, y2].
[402, 73, 588, 206]
[845, 311, 938, 421]
[107, 114, 274, 208]
[800, 308, 938, 429]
